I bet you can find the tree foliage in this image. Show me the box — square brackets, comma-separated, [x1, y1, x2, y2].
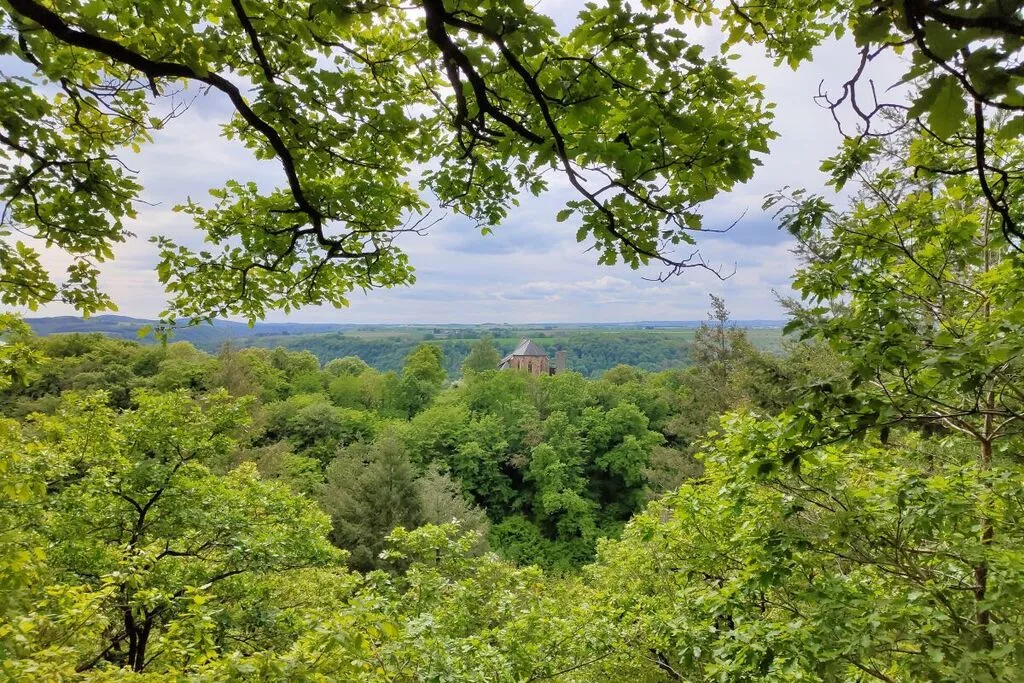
[1, 389, 338, 676]
[461, 334, 501, 374]
[1, 301, 788, 573]
[1, 0, 776, 322]
[5, 2, 1024, 678]
[584, 414, 1024, 680]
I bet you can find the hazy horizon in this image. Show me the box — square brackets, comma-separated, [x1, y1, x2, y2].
[25, 313, 788, 327]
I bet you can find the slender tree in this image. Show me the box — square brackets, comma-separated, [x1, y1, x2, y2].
[775, 124, 1024, 650]
[461, 335, 502, 374]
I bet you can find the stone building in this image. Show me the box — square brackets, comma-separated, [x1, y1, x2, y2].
[498, 338, 567, 376]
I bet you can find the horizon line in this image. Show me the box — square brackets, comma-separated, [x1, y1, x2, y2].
[25, 313, 788, 325]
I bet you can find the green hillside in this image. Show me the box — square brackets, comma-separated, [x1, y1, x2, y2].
[25, 317, 785, 378]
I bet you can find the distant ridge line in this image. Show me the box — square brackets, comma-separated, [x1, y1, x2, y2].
[25, 314, 787, 329]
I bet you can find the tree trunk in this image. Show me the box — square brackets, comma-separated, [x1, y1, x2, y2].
[974, 434, 993, 650]
[974, 207, 994, 650]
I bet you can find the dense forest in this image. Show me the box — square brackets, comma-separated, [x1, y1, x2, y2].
[1, 300, 805, 571]
[24, 318, 785, 377]
[232, 330, 713, 378]
[4, 0, 1024, 680]
[2, 300, 846, 676]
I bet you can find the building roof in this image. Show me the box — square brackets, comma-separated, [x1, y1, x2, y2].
[510, 338, 547, 357]
[498, 338, 547, 369]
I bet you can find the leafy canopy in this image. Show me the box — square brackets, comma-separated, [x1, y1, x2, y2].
[1, 0, 776, 322]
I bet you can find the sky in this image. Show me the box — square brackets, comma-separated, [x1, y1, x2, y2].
[21, 2, 894, 324]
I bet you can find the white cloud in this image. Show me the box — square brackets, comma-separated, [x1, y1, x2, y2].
[575, 276, 632, 292]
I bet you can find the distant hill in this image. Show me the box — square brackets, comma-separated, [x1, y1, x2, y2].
[24, 315, 352, 348]
[24, 316, 786, 378]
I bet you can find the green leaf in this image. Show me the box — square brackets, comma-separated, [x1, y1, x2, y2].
[853, 12, 891, 46]
[996, 115, 1024, 141]
[927, 76, 967, 139]
[923, 23, 962, 60]
[908, 76, 945, 120]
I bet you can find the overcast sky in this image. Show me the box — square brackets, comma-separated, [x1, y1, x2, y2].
[25, 2, 885, 324]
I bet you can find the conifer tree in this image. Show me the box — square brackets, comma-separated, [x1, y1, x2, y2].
[322, 432, 423, 571]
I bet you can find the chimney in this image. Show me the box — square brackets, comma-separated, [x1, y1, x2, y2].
[554, 350, 567, 373]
